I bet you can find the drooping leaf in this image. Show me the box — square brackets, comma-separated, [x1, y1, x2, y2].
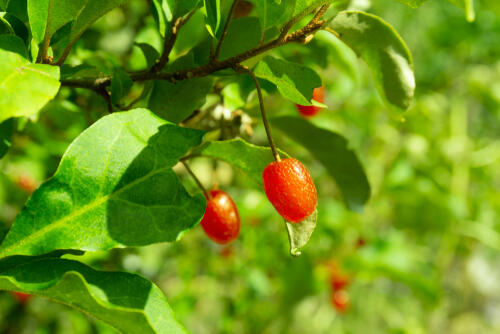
[148, 77, 214, 123]
[254, 56, 323, 106]
[285, 210, 317, 257]
[329, 11, 415, 110]
[192, 138, 289, 186]
[27, 0, 86, 44]
[0, 118, 14, 159]
[203, 0, 221, 37]
[0, 109, 206, 258]
[271, 116, 370, 211]
[0, 12, 29, 43]
[110, 67, 133, 105]
[0, 48, 60, 123]
[0, 255, 187, 334]
[394, 0, 427, 8]
[218, 16, 261, 60]
[151, 0, 175, 36]
[135, 42, 160, 70]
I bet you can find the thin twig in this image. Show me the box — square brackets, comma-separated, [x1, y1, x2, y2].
[60, 4, 329, 90]
[213, 0, 238, 61]
[151, 10, 196, 72]
[182, 161, 211, 199]
[234, 64, 280, 162]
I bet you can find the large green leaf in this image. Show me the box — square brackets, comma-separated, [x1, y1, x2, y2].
[27, 0, 86, 44]
[0, 255, 187, 334]
[0, 48, 60, 123]
[254, 56, 323, 106]
[251, 0, 296, 30]
[0, 109, 206, 258]
[148, 77, 214, 123]
[271, 116, 370, 211]
[330, 11, 415, 110]
[192, 138, 288, 186]
[0, 118, 14, 159]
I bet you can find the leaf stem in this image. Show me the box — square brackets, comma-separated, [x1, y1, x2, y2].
[182, 161, 211, 199]
[213, 0, 238, 61]
[235, 65, 280, 162]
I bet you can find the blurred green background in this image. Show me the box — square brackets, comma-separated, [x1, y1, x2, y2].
[1, 0, 499, 333]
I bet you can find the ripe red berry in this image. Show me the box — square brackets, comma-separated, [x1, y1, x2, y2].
[262, 158, 317, 223]
[201, 190, 240, 244]
[330, 272, 350, 291]
[11, 291, 31, 304]
[296, 86, 325, 117]
[331, 289, 349, 312]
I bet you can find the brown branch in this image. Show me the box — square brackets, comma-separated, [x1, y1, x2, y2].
[151, 10, 196, 73]
[60, 5, 329, 90]
[213, 0, 238, 61]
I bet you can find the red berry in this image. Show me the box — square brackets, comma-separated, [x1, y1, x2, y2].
[331, 290, 349, 312]
[296, 86, 325, 117]
[201, 190, 240, 244]
[12, 291, 31, 304]
[18, 175, 36, 193]
[262, 158, 317, 223]
[330, 273, 350, 291]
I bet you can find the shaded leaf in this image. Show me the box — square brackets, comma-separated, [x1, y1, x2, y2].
[0, 118, 14, 159]
[135, 42, 160, 70]
[1, 12, 29, 43]
[151, 0, 175, 37]
[110, 67, 133, 105]
[148, 77, 214, 123]
[285, 210, 317, 257]
[254, 56, 322, 105]
[204, 0, 221, 37]
[0, 255, 187, 334]
[0, 109, 206, 257]
[0, 34, 27, 57]
[0, 48, 60, 123]
[271, 116, 370, 211]
[330, 11, 415, 110]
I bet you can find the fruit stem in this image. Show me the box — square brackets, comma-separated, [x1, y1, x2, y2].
[182, 161, 211, 199]
[238, 65, 281, 162]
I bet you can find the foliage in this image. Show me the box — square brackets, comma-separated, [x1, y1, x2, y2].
[0, 0, 499, 333]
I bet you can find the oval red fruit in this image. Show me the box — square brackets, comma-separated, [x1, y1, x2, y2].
[296, 86, 325, 117]
[262, 158, 317, 223]
[331, 289, 349, 312]
[201, 190, 240, 244]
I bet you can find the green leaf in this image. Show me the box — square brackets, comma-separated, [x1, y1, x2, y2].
[148, 77, 214, 123]
[135, 42, 160, 70]
[27, 0, 86, 44]
[0, 12, 29, 43]
[110, 67, 133, 105]
[0, 118, 14, 159]
[0, 34, 28, 57]
[271, 116, 370, 211]
[251, 0, 295, 30]
[151, 0, 175, 37]
[203, 0, 221, 37]
[218, 16, 261, 60]
[63, 0, 128, 56]
[0, 109, 206, 258]
[192, 138, 288, 186]
[329, 11, 415, 110]
[0, 255, 187, 334]
[253, 56, 322, 105]
[0, 48, 60, 123]
[394, 0, 427, 8]
[285, 210, 317, 257]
